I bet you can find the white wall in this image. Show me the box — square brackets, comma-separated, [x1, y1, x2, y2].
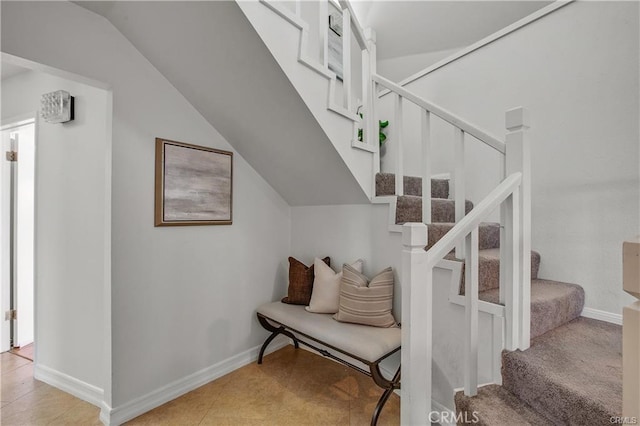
[377, 47, 462, 83]
[1, 0, 292, 417]
[378, 0, 639, 314]
[2, 70, 110, 393]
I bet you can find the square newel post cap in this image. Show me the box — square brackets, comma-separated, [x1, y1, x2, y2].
[402, 223, 428, 248]
[505, 107, 530, 131]
[623, 238, 640, 299]
[364, 27, 377, 43]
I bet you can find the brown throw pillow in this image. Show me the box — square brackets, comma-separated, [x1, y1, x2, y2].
[333, 264, 396, 327]
[281, 256, 330, 305]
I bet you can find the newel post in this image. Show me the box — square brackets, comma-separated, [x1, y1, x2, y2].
[362, 28, 378, 169]
[623, 239, 640, 419]
[504, 107, 531, 350]
[401, 223, 431, 425]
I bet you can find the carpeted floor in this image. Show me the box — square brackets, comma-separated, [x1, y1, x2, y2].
[377, 172, 622, 425]
[456, 317, 622, 425]
[501, 317, 622, 425]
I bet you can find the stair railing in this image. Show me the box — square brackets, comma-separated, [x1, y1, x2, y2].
[257, 2, 532, 423]
[261, 0, 371, 117]
[372, 74, 505, 224]
[397, 101, 531, 424]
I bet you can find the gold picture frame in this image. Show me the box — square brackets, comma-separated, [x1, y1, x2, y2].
[154, 138, 233, 226]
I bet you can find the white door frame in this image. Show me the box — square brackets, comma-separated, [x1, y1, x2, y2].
[1, 51, 113, 411]
[1, 114, 37, 353]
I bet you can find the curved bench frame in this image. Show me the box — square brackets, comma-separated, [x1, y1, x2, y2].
[257, 312, 401, 426]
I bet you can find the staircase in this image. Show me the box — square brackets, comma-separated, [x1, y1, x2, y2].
[457, 316, 623, 425]
[239, 1, 624, 424]
[383, 173, 623, 425]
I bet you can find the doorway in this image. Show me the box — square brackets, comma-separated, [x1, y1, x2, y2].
[1, 118, 36, 360]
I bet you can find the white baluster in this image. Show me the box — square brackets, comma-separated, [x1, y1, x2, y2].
[503, 189, 520, 351]
[500, 153, 507, 307]
[421, 110, 432, 224]
[402, 223, 431, 426]
[454, 127, 465, 256]
[341, 8, 352, 111]
[394, 94, 404, 196]
[362, 29, 378, 199]
[505, 107, 531, 350]
[464, 228, 479, 396]
[366, 28, 377, 153]
[492, 315, 504, 385]
[319, 0, 329, 68]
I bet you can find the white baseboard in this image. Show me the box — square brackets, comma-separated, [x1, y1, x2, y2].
[581, 307, 623, 325]
[101, 336, 289, 426]
[34, 364, 104, 408]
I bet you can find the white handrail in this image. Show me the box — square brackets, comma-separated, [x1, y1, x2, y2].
[426, 172, 523, 266]
[372, 74, 506, 154]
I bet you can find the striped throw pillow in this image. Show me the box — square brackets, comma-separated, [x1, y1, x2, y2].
[333, 264, 397, 328]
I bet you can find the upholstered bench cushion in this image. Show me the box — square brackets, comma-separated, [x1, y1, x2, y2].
[257, 302, 401, 363]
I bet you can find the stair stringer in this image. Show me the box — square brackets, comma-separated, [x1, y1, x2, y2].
[237, 0, 375, 199]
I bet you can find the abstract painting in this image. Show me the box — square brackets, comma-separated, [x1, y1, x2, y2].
[155, 138, 232, 226]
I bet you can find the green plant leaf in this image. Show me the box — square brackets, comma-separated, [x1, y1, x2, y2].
[379, 120, 389, 128]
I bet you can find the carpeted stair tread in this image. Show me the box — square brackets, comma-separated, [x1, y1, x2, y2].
[455, 384, 554, 426]
[376, 172, 449, 198]
[479, 279, 585, 339]
[502, 317, 622, 425]
[396, 196, 473, 224]
[426, 222, 500, 251]
[448, 248, 541, 294]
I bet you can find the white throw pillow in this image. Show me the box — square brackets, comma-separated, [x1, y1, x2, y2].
[306, 258, 364, 314]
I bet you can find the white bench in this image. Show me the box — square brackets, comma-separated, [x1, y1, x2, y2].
[256, 301, 401, 426]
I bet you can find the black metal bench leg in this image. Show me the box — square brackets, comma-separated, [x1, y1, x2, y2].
[371, 386, 396, 426]
[258, 329, 280, 364]
[370, 364, 401, 426]
[257, 313, 300, 364]
[281, 330, 300, 349]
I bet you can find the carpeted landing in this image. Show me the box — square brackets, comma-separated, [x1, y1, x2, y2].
[376, 173, 622, 425]
[456, 317, 622, 425]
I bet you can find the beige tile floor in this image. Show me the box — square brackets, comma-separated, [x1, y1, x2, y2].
[0, 351, 101, 425]
[1, 346, 400, 425]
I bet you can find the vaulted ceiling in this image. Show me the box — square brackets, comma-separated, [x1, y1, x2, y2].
[351, 1, 553, 60]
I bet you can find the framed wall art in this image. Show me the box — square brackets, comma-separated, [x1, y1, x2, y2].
[155, 138, 233, 226]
